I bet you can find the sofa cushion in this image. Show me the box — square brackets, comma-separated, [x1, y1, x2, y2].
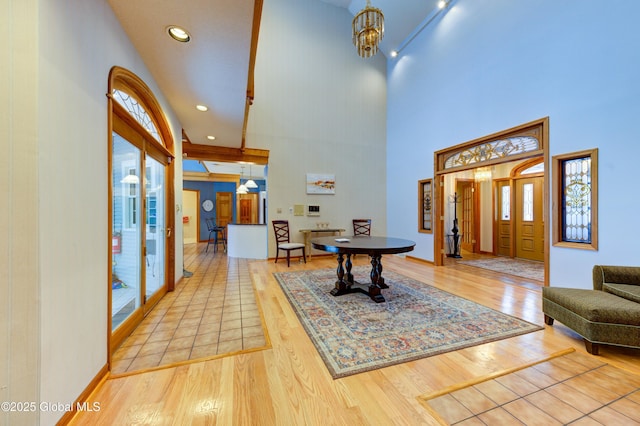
[542, 287, 640, 326]
[603, 283, 640, 304]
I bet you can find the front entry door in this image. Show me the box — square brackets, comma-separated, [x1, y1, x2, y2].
[515, 177, 544, 261]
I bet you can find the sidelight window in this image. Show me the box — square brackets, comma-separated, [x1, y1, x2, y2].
[418, 179, 433, 233]
[552, 148, 598, 250]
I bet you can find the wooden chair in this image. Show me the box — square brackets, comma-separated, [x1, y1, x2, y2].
[272, 220, 306, 267]
[352, 219, 372, 236]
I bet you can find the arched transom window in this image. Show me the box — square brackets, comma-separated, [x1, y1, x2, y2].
[111, 89, 161, 142]
[444, 136, 540, 169]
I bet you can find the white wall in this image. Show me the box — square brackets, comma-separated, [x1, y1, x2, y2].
[248, 0, 387, 256]
[387, 0, 640, 288]
[33, 1, 183, 424]
[2, 1, 40, 424]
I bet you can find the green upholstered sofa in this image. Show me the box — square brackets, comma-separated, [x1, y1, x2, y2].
[542, 265, 640, 355]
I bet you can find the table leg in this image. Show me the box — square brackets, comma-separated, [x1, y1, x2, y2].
[330, 253, 350, 296]
[374, 254, 387, 288]
[368, 255, 386, 303]
[328, 251, 387, 303]
[345, 253, 354, 283]
[304, 233, 311, 262]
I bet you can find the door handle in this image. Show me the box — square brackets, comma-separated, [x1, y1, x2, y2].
[167, 227, 172, 238]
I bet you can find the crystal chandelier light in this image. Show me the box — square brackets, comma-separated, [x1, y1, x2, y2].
[352, 0, 384, 58]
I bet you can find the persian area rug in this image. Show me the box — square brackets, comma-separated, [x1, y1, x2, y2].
[458, 257, 544, 282]
[273, 267, 543, 379]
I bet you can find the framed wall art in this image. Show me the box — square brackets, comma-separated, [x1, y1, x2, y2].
[306, 173, 335, 194]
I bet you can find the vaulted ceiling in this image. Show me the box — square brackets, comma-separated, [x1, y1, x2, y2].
[107, 0, 444, 167]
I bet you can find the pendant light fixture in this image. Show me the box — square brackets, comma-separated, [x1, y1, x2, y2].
[352, 0, 384, 58]
[237, 166, 248, 194]
[245, 164, 258, 189]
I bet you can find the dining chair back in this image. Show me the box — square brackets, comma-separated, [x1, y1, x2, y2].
[272, 220, 306, 267]
[353, 219, 372, 236]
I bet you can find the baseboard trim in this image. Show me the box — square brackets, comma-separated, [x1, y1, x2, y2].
[57, 363, 109, 425]
[406, 255, 434, 265]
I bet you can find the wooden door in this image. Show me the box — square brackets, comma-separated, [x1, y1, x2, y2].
[495, 180, 512, 257]
[216, 192, 233, 227]
[457, 180, 477, 253]
[237, 193, 259, 223]
[239, 199, 252, 223]
[515, 177, 544, 261]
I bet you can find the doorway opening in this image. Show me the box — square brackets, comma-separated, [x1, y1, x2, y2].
[434, 118, 549, 285]
[182, 161, 267, 247]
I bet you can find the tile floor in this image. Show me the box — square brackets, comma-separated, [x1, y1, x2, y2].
[423, 350, 640, 425]
[111, 243, 268, 375]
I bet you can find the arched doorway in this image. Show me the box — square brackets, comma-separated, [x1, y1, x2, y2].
[107, 66, 176, 361]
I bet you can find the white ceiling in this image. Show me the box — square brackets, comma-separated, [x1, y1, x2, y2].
[202, 161, 266, 179]
[107, 0, 444, 173]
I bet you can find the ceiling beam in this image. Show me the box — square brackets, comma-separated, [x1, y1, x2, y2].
[182, 140, 269, 165]
[242, 0, 264, 150]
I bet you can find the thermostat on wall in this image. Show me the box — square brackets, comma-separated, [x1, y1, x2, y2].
[307, 205, 320, 216]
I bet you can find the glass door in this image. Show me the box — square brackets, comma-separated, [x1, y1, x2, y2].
[110, 129, 169, 348]
[108, 68, 175, 360]
[112, 133, 142, 331]
[143, 153, 166, 311]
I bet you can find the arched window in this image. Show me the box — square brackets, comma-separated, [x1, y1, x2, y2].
[111, 89, 161, 142]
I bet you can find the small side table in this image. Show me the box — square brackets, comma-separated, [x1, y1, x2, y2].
[299, 228, 345, 261]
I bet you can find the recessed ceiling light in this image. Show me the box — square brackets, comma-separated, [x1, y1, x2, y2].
[167, 26, 191, 42]
[196, 104, 208, 112]
[390, 50, 398, 58]
[207, 135, 216, 140]
[438, 0, 448, 9]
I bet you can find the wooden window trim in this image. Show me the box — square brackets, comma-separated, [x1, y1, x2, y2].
[552, 148, 598, 250]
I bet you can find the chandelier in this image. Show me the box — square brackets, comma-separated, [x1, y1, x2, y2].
[352, 0, 384, 58]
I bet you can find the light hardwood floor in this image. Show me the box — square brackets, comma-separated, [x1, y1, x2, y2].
[69, 248, 640, 425]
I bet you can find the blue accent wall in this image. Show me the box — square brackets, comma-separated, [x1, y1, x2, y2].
[386, 0, 640, 287]
[183, 180, 236, 241]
